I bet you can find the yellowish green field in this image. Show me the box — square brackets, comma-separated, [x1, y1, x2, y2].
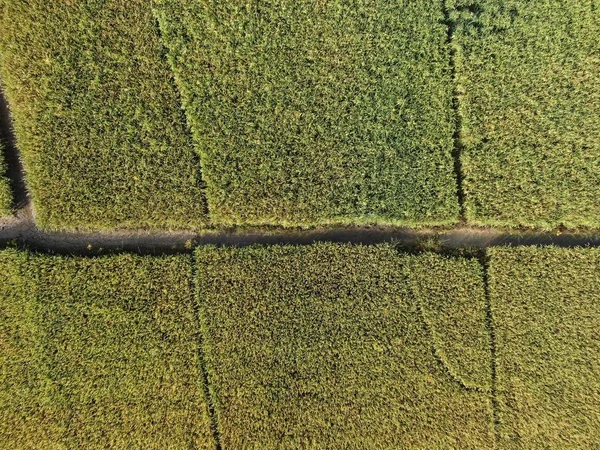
[453, 0, 600, 228]
[155, 0, 459, 227]
[0, 1, 205, 230]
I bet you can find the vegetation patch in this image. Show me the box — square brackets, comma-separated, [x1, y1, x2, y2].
[0, 141, 10, 215]
[155, 1, 459, 227]
[406, 252, 492, 392]
[488, 246, 600, 447]
[0, 1, 206, 230]
[451, 0, 600, 228]
[0, 249, 51, 448]
[195, 243, 494, 448]
[0, 251, 215, 449]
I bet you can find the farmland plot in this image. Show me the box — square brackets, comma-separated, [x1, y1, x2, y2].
[488, 247, 600, 447]
[155, 1, 459, 227]
[0, 1, 205, 230]
[0, 251, 216, 449]
[195, 244, 494, 448]
[452, 0, 600, 228]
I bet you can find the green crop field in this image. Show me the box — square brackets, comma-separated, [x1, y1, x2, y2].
[488, 246, 600, 447]
[3, 244, 600, 448]
[1, 0, 598, 230]
[0, 250, 215, 449]
[195, 244, 494, 448]
[0, 1, 205, 230]
[0, 1, 599, 445]
[452, 0, 600, 228]
[0, 141, 10, 215]
[0, 249, 47, 447]
[155, 1, 459, 227]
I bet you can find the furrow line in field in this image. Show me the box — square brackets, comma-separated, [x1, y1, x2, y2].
[190, 252, 223, 450]
[481, 252, 501, 443]
[443, 0, 467, 222]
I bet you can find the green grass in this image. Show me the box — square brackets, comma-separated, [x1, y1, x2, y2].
[155, 1, 459, 227]
[195, 244, 494, 448]
[488, 246, 600, 448]
[0, 141, 11, 215]
[0, 1, 205, 230]
[0, 250, 215, 449]
[0, 249, 53, 448]
[451, 0, 600, 228]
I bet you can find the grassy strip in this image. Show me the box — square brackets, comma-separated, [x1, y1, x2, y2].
[451, 0, 600, 228]
[0, 140, 10, 215]
[0, 1, 205, 230]
[195, 244, 493, 448]
[155, 1, 459, 227]
[0, 251, 215, 449]
[488, 247, 600, 447]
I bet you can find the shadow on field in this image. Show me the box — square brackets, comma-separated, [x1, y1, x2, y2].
[0, 217, 599, 256]
[0, 89, 29, 211]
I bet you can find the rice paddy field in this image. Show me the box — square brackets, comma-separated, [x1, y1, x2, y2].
[488, 246, 600, 447]
[2, 244, 599, 448]
[0, 0, 597, 229]
[453, 0, 600, 228]
[0, 0, 205, 230]
[0, 0, 599, 448]
[155, 0, 458, 227]
[0, 250, 215, 449]
[196, 244, 494, 448]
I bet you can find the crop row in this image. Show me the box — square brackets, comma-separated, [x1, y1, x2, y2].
[0, 0, 597, 229]
[1, 244, 598, 448]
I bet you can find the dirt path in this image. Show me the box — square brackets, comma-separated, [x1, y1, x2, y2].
[1, 212, 598, 256]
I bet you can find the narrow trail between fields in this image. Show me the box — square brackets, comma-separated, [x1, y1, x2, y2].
[1, 213, 599, 256]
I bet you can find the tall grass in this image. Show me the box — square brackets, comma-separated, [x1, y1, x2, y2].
[0, 1, 206, 230]
[156, 1, 459, 227]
